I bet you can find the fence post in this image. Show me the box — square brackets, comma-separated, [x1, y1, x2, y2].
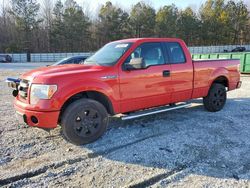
[243, 53, 247, 72]
[27, 51, 31, 62]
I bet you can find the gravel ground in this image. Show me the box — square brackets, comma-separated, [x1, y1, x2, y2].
[0, 62, 53, 71]
[0, 70, 250, 188]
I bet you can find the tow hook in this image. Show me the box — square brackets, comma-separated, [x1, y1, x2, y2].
[5, 77, 20, 97]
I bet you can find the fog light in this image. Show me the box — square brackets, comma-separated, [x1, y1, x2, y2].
[12, 90, 18, 97]
[31, 116, 38, 124]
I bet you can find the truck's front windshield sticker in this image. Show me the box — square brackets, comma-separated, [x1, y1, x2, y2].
[115, 43, 129, 48]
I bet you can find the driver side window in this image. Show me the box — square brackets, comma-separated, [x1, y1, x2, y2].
[125, 42, 165, 68]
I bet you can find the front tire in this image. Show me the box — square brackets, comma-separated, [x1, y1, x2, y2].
[61, 99, 108, 145]
[203, 83, 227, 112]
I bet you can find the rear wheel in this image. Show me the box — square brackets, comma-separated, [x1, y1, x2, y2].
[203, 83, 227, 112]
[61, 99, 108, 145]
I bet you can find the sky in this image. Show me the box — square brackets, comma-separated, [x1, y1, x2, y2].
[78, 0, 206, 10]
[49, 0, 250, 18]
[64, 0, 250, 12]
[1, 0, 249, 17]
[0, 0, 208, 18]
[72, 0, 208, 14]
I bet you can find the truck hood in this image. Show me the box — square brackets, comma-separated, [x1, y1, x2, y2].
[21, 64, 104, 81]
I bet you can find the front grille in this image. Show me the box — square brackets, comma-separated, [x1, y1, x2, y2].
[18, 79, 29, 100]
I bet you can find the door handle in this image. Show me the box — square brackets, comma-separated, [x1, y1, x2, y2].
[163, 70, 170, 77]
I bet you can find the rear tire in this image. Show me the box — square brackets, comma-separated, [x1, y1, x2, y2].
[61, 99, 108, 145]
[203, 83, 227, 112]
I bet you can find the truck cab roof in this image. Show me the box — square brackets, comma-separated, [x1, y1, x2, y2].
[113, 38, 184, 43]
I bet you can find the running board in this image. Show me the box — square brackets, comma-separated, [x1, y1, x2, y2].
[121, 103, 192, 120]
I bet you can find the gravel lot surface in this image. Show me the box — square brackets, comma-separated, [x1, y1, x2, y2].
[0, 70, 250, 188]
[0, 62, 53, 71]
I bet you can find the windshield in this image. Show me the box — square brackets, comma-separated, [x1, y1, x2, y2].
[84, 42, 133, 66]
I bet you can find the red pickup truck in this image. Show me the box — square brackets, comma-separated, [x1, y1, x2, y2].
[8, 38, 241, 145]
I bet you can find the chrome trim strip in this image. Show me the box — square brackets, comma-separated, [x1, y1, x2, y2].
[16, 111, 23, 116]
[20, 82, 29, 88]
[101, 75, 118, 79]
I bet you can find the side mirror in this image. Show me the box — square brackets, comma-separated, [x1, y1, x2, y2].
[124, 58, 144, 70]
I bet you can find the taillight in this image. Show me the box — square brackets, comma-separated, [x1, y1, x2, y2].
[237, 64, 240, 72]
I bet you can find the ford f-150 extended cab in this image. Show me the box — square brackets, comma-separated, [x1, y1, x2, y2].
[7, 38, 241, 145]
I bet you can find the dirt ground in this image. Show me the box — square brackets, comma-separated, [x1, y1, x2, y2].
[0, 70, 250, 188]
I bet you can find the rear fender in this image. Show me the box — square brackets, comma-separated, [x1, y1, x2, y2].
[208, 67, 229, 90]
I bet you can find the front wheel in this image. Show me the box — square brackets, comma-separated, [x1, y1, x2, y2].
[203, 83, 227, 112]
[61, 99, 109, 145]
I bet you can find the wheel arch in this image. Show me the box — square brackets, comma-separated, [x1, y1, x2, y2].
[209, 67, 229, 90]
[211, 75, 229, 88]
[58, 90, 115, 123]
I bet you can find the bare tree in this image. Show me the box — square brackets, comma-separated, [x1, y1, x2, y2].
[0, 0, 11, 52]
[0, 0, 250, 53]
[1, 0, 6, 24]
[41, 0, 54, 52]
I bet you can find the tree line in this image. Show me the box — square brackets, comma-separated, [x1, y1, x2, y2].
[0, 0, 249, 53]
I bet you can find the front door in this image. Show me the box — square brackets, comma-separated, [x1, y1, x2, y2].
[119, 42, 172, 113]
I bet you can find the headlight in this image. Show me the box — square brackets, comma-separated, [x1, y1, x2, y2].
[30, 84, 57, 105]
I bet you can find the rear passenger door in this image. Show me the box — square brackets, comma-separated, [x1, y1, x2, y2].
[164, 42, 193, 102]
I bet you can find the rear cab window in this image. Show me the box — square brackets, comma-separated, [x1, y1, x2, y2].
[164, 42, 186, 64]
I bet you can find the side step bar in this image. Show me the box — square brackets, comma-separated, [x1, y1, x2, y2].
[121, 103, 192, 120]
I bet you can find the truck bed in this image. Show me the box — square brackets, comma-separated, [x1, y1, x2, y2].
[192, 59, 240, 98]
